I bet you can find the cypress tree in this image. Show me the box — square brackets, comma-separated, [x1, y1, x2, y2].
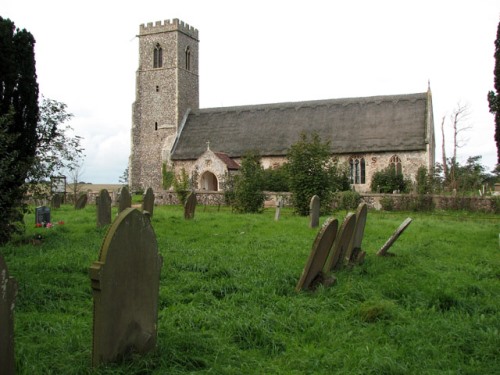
[487, 21, 500, 165]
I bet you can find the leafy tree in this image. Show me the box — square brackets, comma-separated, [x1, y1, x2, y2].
[487, 21, 500, 165]
[262, 164, 290, 192]
[287, 132, 345, 215]
[0, 17, 39, 243]
[371, 166, 410, 193]
[233, 151, 265, 213]
[119, 167, 129, 184]
[173, 168, 190, 205]
[452, 156, 488, 193]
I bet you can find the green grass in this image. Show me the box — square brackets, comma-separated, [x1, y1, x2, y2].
[1, 204, 500, 374]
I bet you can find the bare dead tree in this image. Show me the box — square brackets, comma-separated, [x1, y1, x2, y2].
[449, 102, 472, 189]
[68, 161, 85, 203]
[441, 116, 447, 178]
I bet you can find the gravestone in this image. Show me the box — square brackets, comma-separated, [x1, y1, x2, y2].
[274, 197, 283, 221]
[377, 217, 412, 256]
[75, 194, 88, 210]
[346, 203, 368, 264]
[309, 195, 320, 228]
[0, 255, 17, 375]
[184, 192, 197, 220]
[142, 187, 155, 217]
[51, 193, 62, 209]
[89, 208, 162, 367]
[35, 206, 51, 226]
[323, 212, 357, 272]
[96, 189, 112, 227]
[296, 218, 339, 292]
[118, 186, 132, 213]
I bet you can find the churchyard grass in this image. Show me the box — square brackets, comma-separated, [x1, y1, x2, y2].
[1, 204, 499, 374]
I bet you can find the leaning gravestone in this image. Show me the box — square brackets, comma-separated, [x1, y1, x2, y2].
[75, 194, 88, 210]
[323, 212, 357, 272]
[89, 208, 162, 367]
[345, 203, 368, 264]
[51, 193, 62, 209]
[184, 192, 197, 220]
[377, 218, 413, 256]
[0, 255, 17, 375]
[309, 195, 320, 228]
[296, 218, 339, 292]
[35, 206, 51, 226]
[118, 186, 132, 214]
[96, 189, 112, 227]
[142, 187, 155, 217]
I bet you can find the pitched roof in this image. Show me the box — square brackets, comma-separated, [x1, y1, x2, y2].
[214, 152, 240, 170]
[171, 92, 431, 160]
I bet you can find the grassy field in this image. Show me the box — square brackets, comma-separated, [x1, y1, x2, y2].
[1, 204, 499, 374]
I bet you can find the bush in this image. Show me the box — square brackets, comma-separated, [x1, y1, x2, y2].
[336, 191, 361, 211]
[233, 151, 265, 213]
[262, 164, 290, 192]
[371, 166, 410, 193]
[173, 168, 190, 205]
[380, 196, 394, 211]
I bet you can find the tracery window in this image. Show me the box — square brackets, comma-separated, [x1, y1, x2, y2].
[389, 155, 402, 174]
[349, 157, 365, 184]
[153, 43, 163, 68]
[185, 46, 191, 71]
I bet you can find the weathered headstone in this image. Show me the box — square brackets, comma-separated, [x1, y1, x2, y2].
[142, 187, 155, 217]
[323, 212, 357, 272]
[346, 203, 368, 264]
[89, 208, 162, 367]
[377, 217, 412, 256]
[309, 195, 320, 228]
[96, 189, 112, 227]
[0, 255, 17, 375]
[184, 192, 197, 220]
[118, 186, 132, 213]
[296, 218, 339, 292]
[35, 206, 51, 226]
[51, 193, 62, 209]
[274, 197, 283, 221]
[75, 194, 88, 210]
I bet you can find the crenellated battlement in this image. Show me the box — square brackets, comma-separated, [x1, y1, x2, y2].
[139, 18, 198, 39]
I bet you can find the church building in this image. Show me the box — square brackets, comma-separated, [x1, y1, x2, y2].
[129, 19, 435, 194]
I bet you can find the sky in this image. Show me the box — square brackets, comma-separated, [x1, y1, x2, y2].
[3, 0, 500, 183]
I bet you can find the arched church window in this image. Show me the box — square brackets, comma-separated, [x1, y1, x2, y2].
[390, 155, 402, 175]
[154, 122, 158, 131]
[153, 43, 163, 68]
[349, 157, 366, 184]
[185, 46, 191, 71]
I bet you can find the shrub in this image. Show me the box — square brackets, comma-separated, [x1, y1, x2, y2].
[233, 151, 265, 213]
[380, 196, 394, 211]
[173, 168, 190, 205]
[262, 164, 289, 192]
[371, 166, 410, 193]
[336, 191, 361, 211]
[162, 163, 174, 190]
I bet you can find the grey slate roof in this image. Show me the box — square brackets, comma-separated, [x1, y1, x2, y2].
[171, 92, 430, 160]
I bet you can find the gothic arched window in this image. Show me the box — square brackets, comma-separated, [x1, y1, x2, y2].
[349, 157, 366, 184]
[185, 46, 191, 71]
[390, 155, 402, 174]
[153, 44, 163, 68]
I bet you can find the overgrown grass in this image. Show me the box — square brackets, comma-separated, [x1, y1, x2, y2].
[1, 204, 499, 374]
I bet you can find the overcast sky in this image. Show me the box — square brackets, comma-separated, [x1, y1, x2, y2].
[3, 0, 500, 183]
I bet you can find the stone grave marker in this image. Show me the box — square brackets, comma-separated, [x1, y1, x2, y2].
[0, 254, 17, 375]
[118, 186, 132, 213]
[142, 187, 155, 217]
[51, 193, 62, 209]
[309, 195, 320, 228]
[89, 208, 162, 367]
[377, 217, 412, 256]
[323, 212, 357, 272]
[75, 194, 88, 210]
[35, 205, 51, 226]
[184, 192, 197, 220]
[96, 189, 112, 227]
[296, 217, 339, 292]
[274, 197, 283, 221]
[346, 203, 368, 264]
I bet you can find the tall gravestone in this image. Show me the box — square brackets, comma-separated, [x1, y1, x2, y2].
[51, 193, 62, 209]
[118, 186, 132, 214]
[75, 194, 88, 210]
[89, 208, 162, 367]
[96, 189, 112, 227]
[274, 197, 283, 221]
[377, 218, 413, 256]
[323, 213, 357, 272]
[142, 187, 155, 217]
[0, 255, 17, 375]
[346, 203, 368, 264]
[296, 218, 339, 292]
[184, 192, 197, 220]
[35, 206, 51, 226]
[309, 195, 320, 228]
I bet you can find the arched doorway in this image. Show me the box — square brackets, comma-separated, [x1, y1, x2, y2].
[201, 171, 218, 191]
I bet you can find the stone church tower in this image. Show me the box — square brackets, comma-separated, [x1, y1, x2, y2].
[129, 19, 199, 191]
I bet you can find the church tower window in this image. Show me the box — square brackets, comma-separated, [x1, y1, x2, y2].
[185, 46, 191, 71]
[349, 157, 365, 184]
[390, 155, 402, 174]
[153, 44, 163, 68]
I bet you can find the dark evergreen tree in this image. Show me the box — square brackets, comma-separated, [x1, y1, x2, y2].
[0, 17, 39, 243]
[487, 21, 500, 165]
[233, 151, 265, 213]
